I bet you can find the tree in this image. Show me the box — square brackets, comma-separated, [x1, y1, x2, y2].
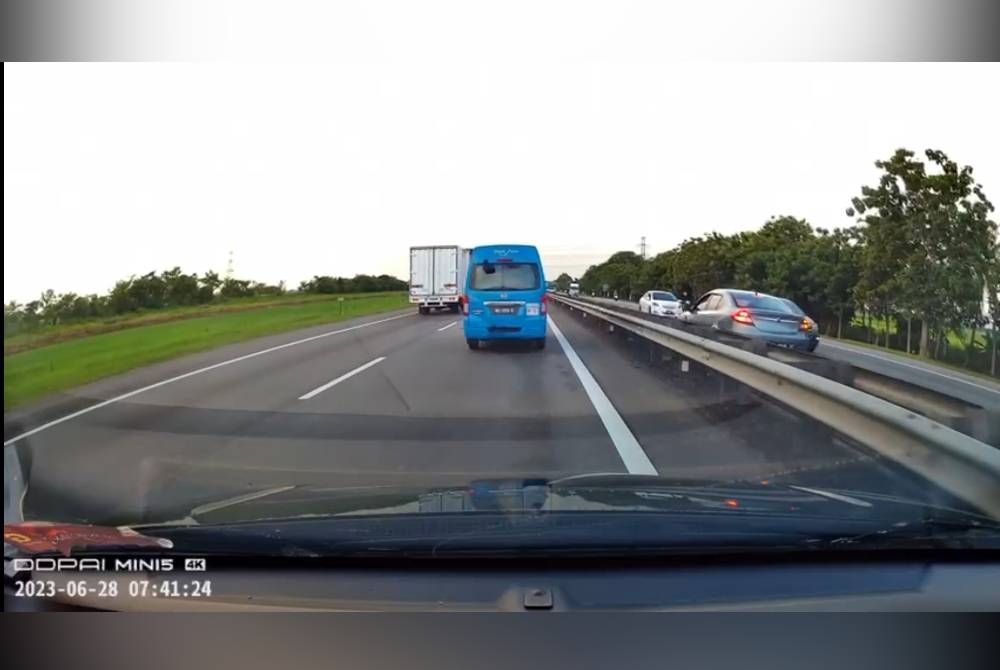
[672, 233, 739, 298]
[299, 274, 406, 294]
[198, 270, 222, 302]
[162, 267, 201, 306]
[606, 263, 635, 298]
[847, 148, 998, 357]
[579, 264, 602, 295]
[986, 247, 1000, 376]
[606, 250, 644, 268]
[554, 273, 573, 291]
[220, 277, 253, 298]
[815, 227, 862, 339]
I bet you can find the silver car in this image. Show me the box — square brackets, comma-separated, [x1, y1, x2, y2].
[638, 290, 682, 318]
[679, 289, 819, 352]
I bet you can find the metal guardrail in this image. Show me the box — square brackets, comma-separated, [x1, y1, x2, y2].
[562, 293, 999, 445]
[550, 293, 1000, 519]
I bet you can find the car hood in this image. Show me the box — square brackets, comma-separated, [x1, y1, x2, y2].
[9, 474, 998, 559]
[134, 474, 991, 528]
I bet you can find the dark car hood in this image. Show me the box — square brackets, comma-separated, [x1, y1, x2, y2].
[142, 474, 990, 528]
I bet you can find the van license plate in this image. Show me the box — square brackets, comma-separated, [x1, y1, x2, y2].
[491, 305, 518, 315]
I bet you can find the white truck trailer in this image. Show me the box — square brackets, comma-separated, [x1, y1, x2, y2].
[409, 246, 471, 314]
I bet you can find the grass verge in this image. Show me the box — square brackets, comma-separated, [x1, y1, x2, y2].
[4, 293, 409, 411]
[4, 292, 397, 355]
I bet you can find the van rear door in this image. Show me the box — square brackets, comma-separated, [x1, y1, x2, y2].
[433, 246, 460, 297]
[410, 248, 433, 298]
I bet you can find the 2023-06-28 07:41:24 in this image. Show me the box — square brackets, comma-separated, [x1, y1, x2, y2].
[13, 578, 213, 599]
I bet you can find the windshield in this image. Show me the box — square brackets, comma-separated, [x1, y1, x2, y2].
[780, 299, 806, 316]
[5, 27, 1000, 590]
[731, 293, 796, 312]
[471, 263, 540, 291]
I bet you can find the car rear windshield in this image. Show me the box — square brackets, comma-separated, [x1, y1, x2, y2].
[780, 300, 805, 315]
[470, 262, 540, 290]
[651, 292, 677, 301]
[732, 293, 794, 312]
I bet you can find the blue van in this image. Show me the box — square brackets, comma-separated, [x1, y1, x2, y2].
[462, 245, 548, 350]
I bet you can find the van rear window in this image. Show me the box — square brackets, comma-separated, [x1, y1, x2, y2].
[471, 263, 539, 290]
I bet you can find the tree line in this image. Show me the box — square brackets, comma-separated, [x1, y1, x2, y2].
[5, 268, 406, 335]
[297, 274, 407, 294]
[578, 148, 999, 375]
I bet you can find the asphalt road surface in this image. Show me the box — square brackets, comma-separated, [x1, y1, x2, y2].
[814, 338, 1000, 411]
[6, 303, 950, 525]
[582, 295, 1000, 411]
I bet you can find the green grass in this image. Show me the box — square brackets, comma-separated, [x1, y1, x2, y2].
[4, 293, 409, 410]
[847, 316, 989, 352]
[4, 292, 396, 354]
[826, 334, 999, 383]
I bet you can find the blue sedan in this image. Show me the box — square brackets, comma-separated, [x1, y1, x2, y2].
[679, 289, 820, 352]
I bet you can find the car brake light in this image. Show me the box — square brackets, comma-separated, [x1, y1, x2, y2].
[731, 308, 754, 325]
[799, 318, 813, 332]
[461, 295, 469, 315]
[541, 293, 548, 314]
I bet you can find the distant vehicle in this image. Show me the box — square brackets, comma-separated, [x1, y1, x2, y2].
[568, 282, 580, 297]
[638, 290, 681, 318]
[410, 246, 470, 314]
[463, 245, 547, 350]
[679, 289, 819, 352]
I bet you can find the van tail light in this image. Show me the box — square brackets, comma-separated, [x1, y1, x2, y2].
[461, 295, 469, 315]
[731, 308, 754, 325]
[541, 293, 548, 315]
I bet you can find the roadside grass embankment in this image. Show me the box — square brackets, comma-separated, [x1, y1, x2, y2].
[4, 292, 409, 411]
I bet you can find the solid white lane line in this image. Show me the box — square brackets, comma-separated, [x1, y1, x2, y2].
[547, 316, 658, 475]
[437, 321, 458, 332]
[3, 312, 414, 446]
[298, 357, 386, 400]
[821, 340, 1000, 394]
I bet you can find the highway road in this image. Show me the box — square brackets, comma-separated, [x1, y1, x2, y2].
[5, 303, 953, 526]
[582, 295, 1000, 411]
[815, 338, 1000, 411]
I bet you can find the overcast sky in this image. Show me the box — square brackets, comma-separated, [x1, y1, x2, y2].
[4, 61, 999, 302]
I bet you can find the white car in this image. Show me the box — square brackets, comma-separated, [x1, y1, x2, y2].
[638, 290, 682, 318]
